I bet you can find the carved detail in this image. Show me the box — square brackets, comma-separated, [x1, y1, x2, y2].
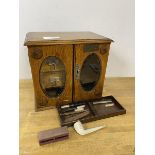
[31, 48, 43, 59]
[100, 45, 108, 55]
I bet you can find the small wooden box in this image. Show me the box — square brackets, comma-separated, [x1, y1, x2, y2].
[24, 32, 113, 111]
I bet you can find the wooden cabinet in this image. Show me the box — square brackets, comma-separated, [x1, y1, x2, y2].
[24, 32, 113, 111]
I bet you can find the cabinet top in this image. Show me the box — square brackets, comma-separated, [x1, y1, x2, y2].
[24, 32, 113, 46]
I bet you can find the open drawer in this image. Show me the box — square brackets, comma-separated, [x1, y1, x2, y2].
[57, 96, 126, 127]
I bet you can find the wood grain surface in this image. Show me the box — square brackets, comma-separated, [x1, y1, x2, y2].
[28, 45, 73, 111]
[20, 78, 135, 155]
[74, 43, 110, 101]
[24, 32, 113, 46]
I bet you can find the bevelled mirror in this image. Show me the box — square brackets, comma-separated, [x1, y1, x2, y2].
[40, 56, 66, 97]
[80, 53, 101, 91]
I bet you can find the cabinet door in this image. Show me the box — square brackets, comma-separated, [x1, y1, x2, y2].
[74, 43, 110, 102]
[28, 45, 73, 111]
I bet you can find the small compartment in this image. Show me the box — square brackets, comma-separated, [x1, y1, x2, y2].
[57, 96, 126, 127]
[57, 101, 94, 127]
[89, 96, 126, 118]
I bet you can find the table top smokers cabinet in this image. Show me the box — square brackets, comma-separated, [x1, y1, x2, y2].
[24, 32, 113, 111]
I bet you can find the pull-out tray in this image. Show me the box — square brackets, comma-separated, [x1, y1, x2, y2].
[57, 96, 126, 127]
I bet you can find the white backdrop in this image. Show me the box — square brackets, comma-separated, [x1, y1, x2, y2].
[19, 0, 134, 79]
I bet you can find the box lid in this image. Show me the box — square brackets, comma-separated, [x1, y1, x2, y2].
[24, 31, 113, 46]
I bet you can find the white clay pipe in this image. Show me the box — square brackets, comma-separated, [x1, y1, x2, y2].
[74, 120, 106, 136]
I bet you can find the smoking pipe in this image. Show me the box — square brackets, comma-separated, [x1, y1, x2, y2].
[74, 120, 105, 135]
